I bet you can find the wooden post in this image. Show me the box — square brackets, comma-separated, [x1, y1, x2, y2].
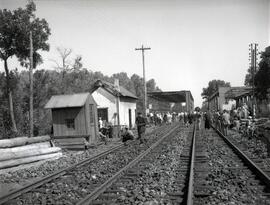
[29, 31, 33, 137]
[114, 79, 120, 137]
[135, 45, 151, 116]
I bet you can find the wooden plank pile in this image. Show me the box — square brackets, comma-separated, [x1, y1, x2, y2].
[0, 135, 62, 169]
[53, 135, 89, 150]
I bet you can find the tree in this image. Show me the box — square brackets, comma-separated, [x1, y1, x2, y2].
[130, 74, 144, 112]
[10, 2, 50, 137]
[254, 46, 270, 100]
[111, 72, 135, 93]
[0, 6, 23, 132]
[201, 79, 231, 99]
[146, 78, 162, 92]
[73, 55, 83, 71]
[244, 67, 253, 86]
[52, 47, 72, 72]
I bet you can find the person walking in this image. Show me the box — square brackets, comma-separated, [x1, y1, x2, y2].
[204, 110, 212, 129]
[222, 109, 230, 136]
[136, 112, 147, 144]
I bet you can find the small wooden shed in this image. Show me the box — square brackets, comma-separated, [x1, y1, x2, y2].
[45, 93, 98, 149]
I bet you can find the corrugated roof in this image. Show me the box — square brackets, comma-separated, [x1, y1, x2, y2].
[147, 91, 190, 103]
[45, 93, 89, 109]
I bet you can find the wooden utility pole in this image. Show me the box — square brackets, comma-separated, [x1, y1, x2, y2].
[249, 43, 258, 119]
[114, 79, 120, 137]
[135, 45, 151, 116]
[29, 31, 33, 137]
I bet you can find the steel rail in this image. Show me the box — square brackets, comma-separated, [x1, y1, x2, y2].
[0, 143, 125, 204]
[212, 125, 270, 188]
[186, 123, 196, 205]
[76, 125, 180, 205]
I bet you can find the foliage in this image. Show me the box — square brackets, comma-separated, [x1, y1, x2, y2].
[0, 1, 51, 133]
[10, 2, 51, 68]
[0, 69, 161, 139]
[254, 46, 270, 100]
[244, 67, 253, 86]
[201, 79, 231, 99]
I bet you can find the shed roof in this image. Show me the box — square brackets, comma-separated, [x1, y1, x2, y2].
[90, 80, 138, 99]
[225, 87, 252, 99]
[148, 91, 193, 103]
[45, 93, 90, 109]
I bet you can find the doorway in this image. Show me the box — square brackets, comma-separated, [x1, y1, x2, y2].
[128, 109, 132, 129]
[97, 108, 108, 122]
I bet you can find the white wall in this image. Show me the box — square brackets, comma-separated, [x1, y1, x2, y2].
[92, 88, 118, 125]
[92, 88, 137, 127]
[119, 101, 136, 128]
[222, 99, 236, 111]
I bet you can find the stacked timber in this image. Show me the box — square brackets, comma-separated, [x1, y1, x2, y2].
[53, 135, 89, 150]
[0, 135, 62, 169]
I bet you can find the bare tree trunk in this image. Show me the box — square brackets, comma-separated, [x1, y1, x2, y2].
[4, 59, 18, 133]
[29, 31, 33, 137]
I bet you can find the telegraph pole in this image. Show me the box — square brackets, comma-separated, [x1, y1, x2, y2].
[135, 45, 151, 116]
[249, 43, 258, 119]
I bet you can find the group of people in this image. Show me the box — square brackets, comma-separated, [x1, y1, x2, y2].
[210, 103, 255, 136]
[99, 105, 253, 146]
[121, 112, 147, 145]
[98, 112, 147, 146]
[147, 111, 201, 126]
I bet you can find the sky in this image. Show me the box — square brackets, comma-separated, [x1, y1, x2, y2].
[1, 0, 269, 107]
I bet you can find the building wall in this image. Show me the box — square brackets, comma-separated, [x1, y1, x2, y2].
[119, 100, 136, 128]
[208, 87, 231, 112]
[84, 96, 99, 143]
[185, 92, 194, 112]
[92, 88, 137, 127]
[52, 107, 86, 137]
[92, 87, 118, 125]
[218, 87, 231, 110]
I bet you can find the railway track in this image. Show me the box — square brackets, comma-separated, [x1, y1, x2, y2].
[76, 125, 194, 205]
[3, 122, 270, 205]
[0, 124, 178, 205]
[193, 126, 270, 204]
[77, 123, 270, 205]
[0, 144, 124, 205]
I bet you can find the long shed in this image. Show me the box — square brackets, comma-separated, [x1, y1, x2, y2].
[45, 93, 98, 149]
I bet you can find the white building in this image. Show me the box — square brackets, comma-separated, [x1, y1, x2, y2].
[91, 80, 138, 128]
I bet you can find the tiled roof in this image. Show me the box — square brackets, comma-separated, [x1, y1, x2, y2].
[91, 80, 138, 99]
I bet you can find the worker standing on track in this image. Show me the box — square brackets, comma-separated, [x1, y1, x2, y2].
[136, 112, 147, 144]
[204, 110, 212, 129]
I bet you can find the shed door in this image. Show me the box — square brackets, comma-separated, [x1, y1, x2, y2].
[128, 109, 132, 129]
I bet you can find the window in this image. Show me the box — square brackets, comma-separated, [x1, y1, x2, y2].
[89, 104, 94, 123]
[65, 119, 75, 129]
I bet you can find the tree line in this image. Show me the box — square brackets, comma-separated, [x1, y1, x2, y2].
[0, 68, 161, 139]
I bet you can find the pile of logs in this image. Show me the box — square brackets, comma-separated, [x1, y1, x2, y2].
[0, 136, 62, 169]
